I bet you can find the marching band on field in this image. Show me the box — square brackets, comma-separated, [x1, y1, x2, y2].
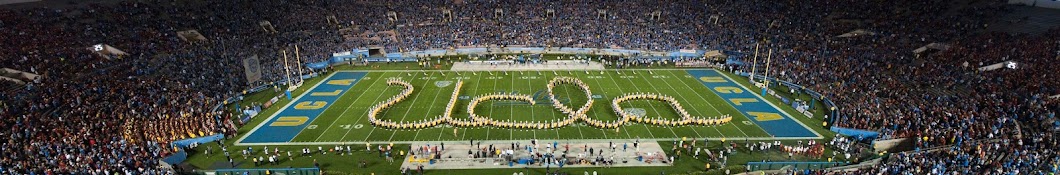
[546, 77, 595, 119]
[612, 92, 733, 128]
[367, 79, 416, 128]
[467, 93, 536, 120]
[366, 77, 732, 130]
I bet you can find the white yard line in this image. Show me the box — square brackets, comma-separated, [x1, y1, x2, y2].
[549, 106, 562, 139]
[588, 72, 652, 139]
[435, 73, 464, 141]
[410, 73, 451, 141]
[509, 72, 517, 140]
[636, 70, 706, 139]
[435, 72, 470, 141]
[486, 72, 498, 140]
[557, 77, 587, 139]
[525, 72, 538, 139]
[544, 74, 562, 139]
[588, 72, 632, 140]
[715, 70, 824, 139]
[346, 72, 420, 142]
[311, 73, 387, 141]
[460, 71, 486, 141]
[386, 72, 438, 141]
[611, 71, 681, 138]
[235, 72, 341, 145]
[662, 70, 759, 138]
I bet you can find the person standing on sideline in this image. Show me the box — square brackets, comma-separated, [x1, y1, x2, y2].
[386, 151, 394, 164]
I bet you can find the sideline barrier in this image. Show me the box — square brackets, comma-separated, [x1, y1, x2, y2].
[161, 134, 225, 165]
[746, 161, 844, 171]
[173, 134, 225, 148]
[830, 127, 880, 141]
[201, 168, 320, 175]
[161, 147, 187, 165]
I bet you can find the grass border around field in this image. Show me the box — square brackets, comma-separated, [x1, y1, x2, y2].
[184, 65, 845, 175]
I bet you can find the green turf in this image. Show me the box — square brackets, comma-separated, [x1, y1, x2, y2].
[184, 64, 846, 175]
[275, 69, 775, 144]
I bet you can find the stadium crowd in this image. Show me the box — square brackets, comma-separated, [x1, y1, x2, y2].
[0, 0, 1056, 174]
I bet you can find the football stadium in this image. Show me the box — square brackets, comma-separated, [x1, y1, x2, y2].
[1, 0, 1058, 175]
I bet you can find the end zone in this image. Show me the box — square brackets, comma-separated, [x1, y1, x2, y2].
[686, 69, 821, 138]
[237, 72, 366, 145]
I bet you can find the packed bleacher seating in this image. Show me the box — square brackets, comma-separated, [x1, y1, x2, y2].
[0, 0, 1056, 174]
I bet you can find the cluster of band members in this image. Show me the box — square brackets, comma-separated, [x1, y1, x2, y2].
[612, 92, 732, 127]
[366, 77, 732, 130]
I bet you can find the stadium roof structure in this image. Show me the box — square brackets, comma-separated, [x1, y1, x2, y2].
[86, 43, 128, 59]
[836, 29, 876, 38]
[177, 30, 208, 43]
[0, 68, 40, 84]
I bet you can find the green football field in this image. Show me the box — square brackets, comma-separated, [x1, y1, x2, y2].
[236, 69, 821, 145]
